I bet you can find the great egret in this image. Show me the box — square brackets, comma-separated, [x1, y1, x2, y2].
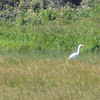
[68, 44, 84, 60]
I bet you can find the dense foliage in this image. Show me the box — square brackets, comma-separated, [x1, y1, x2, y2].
[0, 0, 99, 53]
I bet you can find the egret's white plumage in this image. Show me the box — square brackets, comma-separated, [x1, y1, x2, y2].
[68, 44, 84, 60]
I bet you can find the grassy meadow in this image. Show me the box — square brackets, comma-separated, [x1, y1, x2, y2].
[0, 52, 100, 100]
[0, 1, 100, 100]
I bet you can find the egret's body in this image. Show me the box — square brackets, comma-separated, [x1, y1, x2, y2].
[68, 44, 84, 60]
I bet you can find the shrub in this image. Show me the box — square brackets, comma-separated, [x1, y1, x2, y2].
[38, 9, 57, 23]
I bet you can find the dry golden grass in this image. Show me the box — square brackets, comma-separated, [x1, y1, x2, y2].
[0, 54, 100, 100]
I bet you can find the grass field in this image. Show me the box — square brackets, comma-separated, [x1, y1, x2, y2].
[0, 1, 99, 100]
[0, 52, 100, 100]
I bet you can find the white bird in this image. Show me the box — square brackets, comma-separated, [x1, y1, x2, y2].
[68, 44, 84, 60]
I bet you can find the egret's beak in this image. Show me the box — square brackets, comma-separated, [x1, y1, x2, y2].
[82, 45, 84, 46]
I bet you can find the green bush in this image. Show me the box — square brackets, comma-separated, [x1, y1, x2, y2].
[38, 9, 57, 23]
[0, 2, 99, 52]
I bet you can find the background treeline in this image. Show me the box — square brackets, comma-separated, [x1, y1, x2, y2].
[0, 0, 95, 19]
[0, 0, 99, 53]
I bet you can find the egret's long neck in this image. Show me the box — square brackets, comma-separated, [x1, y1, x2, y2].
[77, 46, 80, 54]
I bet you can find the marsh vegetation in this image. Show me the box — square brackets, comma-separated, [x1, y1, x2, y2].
[0, 0, 100, 99]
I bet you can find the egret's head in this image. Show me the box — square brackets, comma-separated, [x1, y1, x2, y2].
[79, 44, 84, 47]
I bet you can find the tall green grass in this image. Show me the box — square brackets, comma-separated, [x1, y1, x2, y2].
[0, 17, 100, 52]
